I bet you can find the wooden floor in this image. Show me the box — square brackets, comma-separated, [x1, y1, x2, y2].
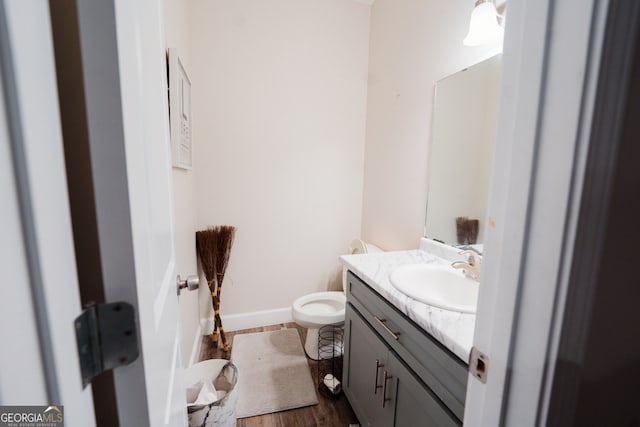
[198, 323, 359, 427]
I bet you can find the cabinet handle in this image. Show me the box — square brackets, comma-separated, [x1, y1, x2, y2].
[374, 359, 384, 394]
[374, 316, 400, 340]
[382, 370, 393, 408]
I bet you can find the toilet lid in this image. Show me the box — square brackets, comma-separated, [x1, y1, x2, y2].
[343, 240, 383, 292]
[349, 239, 383, 255]
[349, 239, 367, 255]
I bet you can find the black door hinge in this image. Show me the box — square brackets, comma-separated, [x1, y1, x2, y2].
[74, 302, 139, 387]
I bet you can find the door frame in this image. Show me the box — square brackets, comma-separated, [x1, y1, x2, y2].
[546, 1, 640, 424]
[465, 0, 612, 425]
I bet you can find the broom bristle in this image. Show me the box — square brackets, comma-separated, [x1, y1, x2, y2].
[195, 225, 236, 285]
[196, 227, 218, 283]
[215, 225, 235, 284]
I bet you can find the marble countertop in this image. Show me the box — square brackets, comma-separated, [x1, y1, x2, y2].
[340, 248, 476, 363]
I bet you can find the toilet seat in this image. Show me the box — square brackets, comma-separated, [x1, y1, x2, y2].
[291, 291, 346, 328]
[290, 239, 383, 359]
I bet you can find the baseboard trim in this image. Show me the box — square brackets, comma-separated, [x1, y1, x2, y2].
[200, 317, 215, 335]
[199, 307, 292, 335]
[201, 307, 293, 332]
[188, 323, 202, 366]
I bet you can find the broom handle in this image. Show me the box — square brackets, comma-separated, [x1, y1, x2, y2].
[211, 292, 220, 343]
[215, 273, 229, 351]
[208, 279, 219, 343]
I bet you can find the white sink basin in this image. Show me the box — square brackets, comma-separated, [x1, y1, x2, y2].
[389, 264, 479, 313]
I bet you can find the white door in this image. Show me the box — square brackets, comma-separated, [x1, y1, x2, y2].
[0, 1, 96, 425]
[74, 0, 186, 425]
[464, 0, 609, 425]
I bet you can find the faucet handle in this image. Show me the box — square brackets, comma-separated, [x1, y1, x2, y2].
[459, 250, 482, 266]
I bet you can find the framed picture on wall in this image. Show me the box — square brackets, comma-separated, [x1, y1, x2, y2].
[168, 48, 192, 169]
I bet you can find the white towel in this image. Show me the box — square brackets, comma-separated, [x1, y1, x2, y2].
[187, 379, 219, 407]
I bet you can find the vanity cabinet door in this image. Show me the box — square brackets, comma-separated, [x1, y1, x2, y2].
[345, 301, 462, 427]
[344, 303, 394, 427]
[387, 353, 461, 427]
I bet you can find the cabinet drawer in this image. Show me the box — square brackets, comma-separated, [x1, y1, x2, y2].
[347, 271, 468, 421]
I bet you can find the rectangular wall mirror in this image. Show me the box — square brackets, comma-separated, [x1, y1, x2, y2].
[424, 54, 502, 249]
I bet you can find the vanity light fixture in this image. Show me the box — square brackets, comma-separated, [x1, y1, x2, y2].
[463, 0, 504, 47]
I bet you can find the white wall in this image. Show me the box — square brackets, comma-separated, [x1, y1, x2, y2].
[162, 0, 200, 365]
[164, 0, 499, 340]
[361, 0, 502, 250]
[189, 0, 371, 316]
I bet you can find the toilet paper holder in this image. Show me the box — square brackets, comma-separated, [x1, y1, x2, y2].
[177, 274, 199, 295]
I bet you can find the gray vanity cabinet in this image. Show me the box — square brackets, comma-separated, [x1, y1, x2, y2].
[343, 271, 466, 426]
[343, 305, 393, 427]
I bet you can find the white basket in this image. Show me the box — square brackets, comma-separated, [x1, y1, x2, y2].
[185, 359, 238, 427]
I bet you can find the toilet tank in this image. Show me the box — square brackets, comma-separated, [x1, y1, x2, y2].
[341, 239, 383, 291]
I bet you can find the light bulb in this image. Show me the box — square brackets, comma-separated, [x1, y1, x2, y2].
[464, 2, 504, 47]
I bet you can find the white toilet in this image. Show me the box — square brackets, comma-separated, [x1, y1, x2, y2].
[292, 239, 382, 360]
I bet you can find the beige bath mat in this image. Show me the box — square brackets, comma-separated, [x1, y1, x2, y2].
[231, 328, 318, 418]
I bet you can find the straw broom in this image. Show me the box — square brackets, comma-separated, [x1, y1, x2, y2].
[196, 225, 236, 352]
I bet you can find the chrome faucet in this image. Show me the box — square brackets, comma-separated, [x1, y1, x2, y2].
[455, 245, 482, 256]
[451, 250, 482, 281]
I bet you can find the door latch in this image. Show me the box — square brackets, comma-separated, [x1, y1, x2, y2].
[469, 346, 489, 384]
[74, 302, 139, 387]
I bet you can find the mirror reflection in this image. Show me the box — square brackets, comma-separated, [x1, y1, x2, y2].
[425, 54, 502, 248]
